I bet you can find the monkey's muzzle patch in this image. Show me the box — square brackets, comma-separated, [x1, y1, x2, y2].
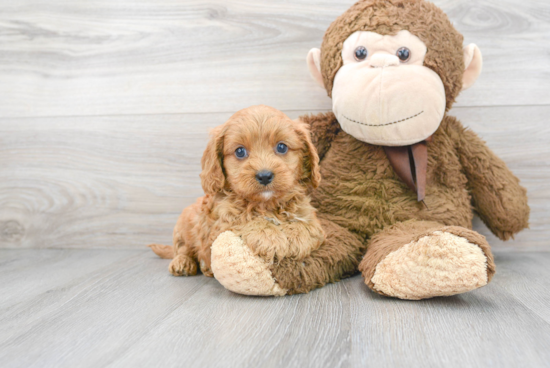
[332, 60, 446, 146]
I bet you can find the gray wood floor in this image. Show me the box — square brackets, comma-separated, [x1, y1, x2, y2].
[1, 0, 549, 367]
[0, 249, 549, 368]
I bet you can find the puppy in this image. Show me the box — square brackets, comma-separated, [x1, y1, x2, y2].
[148, 105, 324, 277]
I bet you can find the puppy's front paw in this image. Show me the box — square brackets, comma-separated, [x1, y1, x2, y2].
[282, 223, 324, 260]
[169, 255, 198, 276]
[199, 259, 214, 277]
[211, 231, 287, 296]
[240, 226, 289, 262]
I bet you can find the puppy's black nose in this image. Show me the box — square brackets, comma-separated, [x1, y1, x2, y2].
[256, 170, 274, 186]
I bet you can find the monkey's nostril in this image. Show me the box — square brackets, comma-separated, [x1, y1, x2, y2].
[255, 170, 274, 186]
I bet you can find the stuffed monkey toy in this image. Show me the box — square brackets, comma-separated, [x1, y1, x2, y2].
[210, 0, 529, 299]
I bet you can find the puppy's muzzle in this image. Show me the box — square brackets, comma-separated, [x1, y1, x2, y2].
[256, 170, 274, 186]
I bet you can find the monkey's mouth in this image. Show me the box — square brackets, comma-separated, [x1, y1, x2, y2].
[343, 111, 424, 127]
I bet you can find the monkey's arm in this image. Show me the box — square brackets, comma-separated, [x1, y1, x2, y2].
[298, 112, 341, 161]
[210, 216, 365, 295]
[447, 117, 529, 240]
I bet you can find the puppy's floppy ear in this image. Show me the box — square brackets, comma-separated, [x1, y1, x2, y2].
[295, 121, 321, 188]
[200, 125, 226, 194]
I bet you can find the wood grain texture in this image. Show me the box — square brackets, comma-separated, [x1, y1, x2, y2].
[1, 106, 548, 250]
[0, 249, 549, 368]
[0, 0, 549, 118]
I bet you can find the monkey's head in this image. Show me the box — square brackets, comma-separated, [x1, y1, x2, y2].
[307, 0, 482, 146]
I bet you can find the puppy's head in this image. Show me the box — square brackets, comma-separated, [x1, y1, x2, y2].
[200, 105, 321, 202]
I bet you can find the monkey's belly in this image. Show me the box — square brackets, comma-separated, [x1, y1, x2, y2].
[312, 178, 473, 238]
[312, 137, 473, 238]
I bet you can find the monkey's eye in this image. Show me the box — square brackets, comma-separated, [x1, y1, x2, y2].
[235, 147, 248, 159]
[396, 47, 411, 62]
[354, 46, 368, 61]
[276, 142, 288, 154]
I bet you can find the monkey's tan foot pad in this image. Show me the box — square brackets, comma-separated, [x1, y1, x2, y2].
[370, 231, 488, 300]
[211, 231, 288, 296]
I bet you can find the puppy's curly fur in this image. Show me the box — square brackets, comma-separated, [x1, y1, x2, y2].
[149, 105, 324, 277]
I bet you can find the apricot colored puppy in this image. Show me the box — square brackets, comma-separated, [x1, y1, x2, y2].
[149, 105, 324, 288]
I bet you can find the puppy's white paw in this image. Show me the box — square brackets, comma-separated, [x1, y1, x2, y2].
[211, 231, 288, 296]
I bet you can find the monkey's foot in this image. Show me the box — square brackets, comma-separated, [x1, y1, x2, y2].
[370, 231, 489, 300]
[211, 231, 288, 296]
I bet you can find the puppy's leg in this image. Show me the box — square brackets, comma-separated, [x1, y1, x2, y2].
[168, 201, 202, 277]
[197, 246, 213, 277]
[237, 219, 288, 262]
[172, 241, 201, 276]
[279, 219, 325, 260]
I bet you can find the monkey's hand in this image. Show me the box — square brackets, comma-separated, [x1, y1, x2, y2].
[210, 231, 287, 296]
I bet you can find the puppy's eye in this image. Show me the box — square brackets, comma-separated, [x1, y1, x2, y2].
[354, 46, 368, 61]
[235, 147, 248, 159]
[396, 47, 411, 62]
[276, 142, 288, 154]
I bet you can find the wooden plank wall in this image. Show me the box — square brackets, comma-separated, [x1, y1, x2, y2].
[0, 0, 548, 250]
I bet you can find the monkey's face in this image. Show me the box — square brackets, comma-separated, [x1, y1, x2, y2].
[331, 30, 445, 146]
[306, 0, 483, 147]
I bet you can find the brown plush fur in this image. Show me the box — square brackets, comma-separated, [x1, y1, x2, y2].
[270, 114, 528, 295]
[149, 105, 325, 276]
[303, 113, 529, 240]
[267, 0, 529, 296]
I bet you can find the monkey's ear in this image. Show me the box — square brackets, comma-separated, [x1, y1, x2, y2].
[462, 44, 483, 91]
[307, 48, 325, 88]
[200, 125, 226, 195]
